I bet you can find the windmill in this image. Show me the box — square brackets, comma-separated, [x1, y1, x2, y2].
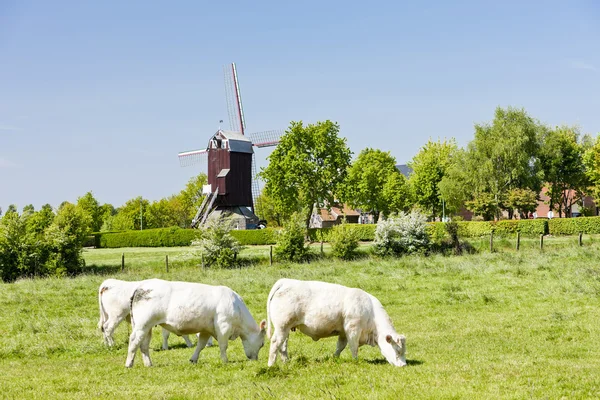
[178, 63, 285, 229]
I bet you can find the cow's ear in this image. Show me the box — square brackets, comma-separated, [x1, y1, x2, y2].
[260, 320, 267, 331]
[385, 334, 393, 343]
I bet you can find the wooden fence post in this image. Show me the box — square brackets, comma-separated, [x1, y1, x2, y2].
[165, 255, 169, 273]
[579, 232, 583, 246]
[540, 234, 544, 250]
[201, 253, 205, 269]
[269, 246, 273, 266]
[321, 240, 324, 256]
[121, 253, 124, 272]
[489, 232, 494, 252]
[516, 232, 520, 251]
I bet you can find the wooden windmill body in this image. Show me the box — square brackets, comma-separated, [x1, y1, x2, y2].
[178, 64, 284, 229]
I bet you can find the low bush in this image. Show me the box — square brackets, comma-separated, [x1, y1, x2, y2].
[275, 213, 309, 262]
[329, 222, 360, 260]
[374, 211, 430, 257]
[192, 220, 243, 268]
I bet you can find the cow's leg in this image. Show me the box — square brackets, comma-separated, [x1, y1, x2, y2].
[347, 332, 360, 360]
[280, 336, 290, 362]
[190, 333, 211, 363]
[334, 336, 348, 357]
[182, 335, 194, 348]
[140, 329, 153, 367]
[217, 334, 229, 363]
[205, 336, 214, 347]
[125, 328, 146, 368]
[102, 315, 125, 347]
[161, 328, 170, 350]
[268, 328, 289, 367]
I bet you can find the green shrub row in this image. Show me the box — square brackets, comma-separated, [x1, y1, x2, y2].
[92, 217, 600, 248]
[548, 216, 600, 235]
[428, 219, 548, 240]
[230, 228, 279, 245]
[94, 227, 280, 248]
[95, 227, 199, 248]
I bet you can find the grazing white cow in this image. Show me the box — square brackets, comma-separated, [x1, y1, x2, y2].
[266, 278, 407, 367]
[125, 279, 266, 367]
[98, 279, 209, 349]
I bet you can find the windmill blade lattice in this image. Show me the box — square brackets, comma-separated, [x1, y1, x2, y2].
[247, 129, 285, 148]
[223, 65, 241, 132]
[251, 152, 261, 206]
[178, 149, 208, 168]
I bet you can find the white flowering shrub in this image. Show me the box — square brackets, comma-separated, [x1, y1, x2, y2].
[374, 211, 430, 256]
[192, 219, 243, 268]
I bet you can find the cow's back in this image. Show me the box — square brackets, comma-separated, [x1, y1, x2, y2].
[130, 279, 244, 336]
[269, 279, 375, 337]
[100, 279, 140, 315]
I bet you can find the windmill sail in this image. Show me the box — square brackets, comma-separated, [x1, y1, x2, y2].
[178, 148, 208, 168]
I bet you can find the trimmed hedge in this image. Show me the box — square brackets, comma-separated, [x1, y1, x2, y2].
[308, 224, 377, 242]
[96, 227, 199, 248]
[427, 219, 548, 240]
[90, 217, 600, 248]
[230, 228, 279, 245]
[548, 216, 600, 235]
[94, 227, 280, 248]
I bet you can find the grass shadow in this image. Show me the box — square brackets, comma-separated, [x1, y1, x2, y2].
[70, 264, 123, 277]
[365, 358, 424, 366]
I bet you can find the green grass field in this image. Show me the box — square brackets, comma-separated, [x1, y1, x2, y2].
[1, 240, 600, 399]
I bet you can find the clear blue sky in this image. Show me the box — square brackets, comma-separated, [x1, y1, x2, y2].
[1, 0, 599, 211]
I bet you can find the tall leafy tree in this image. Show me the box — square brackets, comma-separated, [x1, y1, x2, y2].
[177, 173, 208, 224]
[77, 192, 103, 232]
[539, 126, 589, 217]
[44, 203, 92, 275]
[255, 189, 284, 227]
[260, 120, 352, 227]
[111, 197, 149, 231]
[343, 148, 399, 221]
[583, 134, 600, 204]
[408, 139, 458, 220]
[463, 107, 542, 219]
[382, 171, 413, 215]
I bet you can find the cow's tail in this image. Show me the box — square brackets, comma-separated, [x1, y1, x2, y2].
[98, 285, 108, 332]
[129, 289, 137, 328]
[266, 279, 285, 339]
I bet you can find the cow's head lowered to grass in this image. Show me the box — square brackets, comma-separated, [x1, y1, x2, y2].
[382, 333, 407, 367]
[242, 319, 267, 360]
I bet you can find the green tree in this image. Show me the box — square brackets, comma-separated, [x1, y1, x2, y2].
[26, 204, 55, 235]
[584, 134, 600, 203]
[438, 148, 470, 216]
[146, 198, 180, 228]
[343, 148, 399, 221]
[255, 189, 284, 227]
[112, 197, 149, 231]
[44, 203, 92, 276]
[539, 126, 588, 217]
[260, 120, 352, 227]
[462, 107, 542, 219]
[77, 192, 103, 232]
[408, 139, 458, 220]
[382, 171, 412, 215]
[504, 188, 538, 219]
[176, 173, 208, 226]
